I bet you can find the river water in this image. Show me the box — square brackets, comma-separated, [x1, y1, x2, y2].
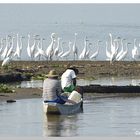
[0, 97, 140, 137]
[20, 76, 140, 88]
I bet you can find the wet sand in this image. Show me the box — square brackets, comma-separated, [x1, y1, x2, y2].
[1, 60, 140, 102]
[0, 88, 42, 102]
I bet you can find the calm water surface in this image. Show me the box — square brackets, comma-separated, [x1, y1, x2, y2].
[20, 76, 140, 88]
[0, 97, 140, 136]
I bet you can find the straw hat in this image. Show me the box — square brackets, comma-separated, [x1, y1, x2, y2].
[46, 70, 58, 78]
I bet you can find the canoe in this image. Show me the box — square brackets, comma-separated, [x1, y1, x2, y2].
[43, 99, 83, 115]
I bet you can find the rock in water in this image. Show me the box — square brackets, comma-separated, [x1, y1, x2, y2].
[6, 99, 16, 103]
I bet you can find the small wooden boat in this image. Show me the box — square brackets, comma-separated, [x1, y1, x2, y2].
[43, 99, 83, 115]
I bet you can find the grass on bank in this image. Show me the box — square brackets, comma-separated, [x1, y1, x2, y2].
[0, 84, 15, 93]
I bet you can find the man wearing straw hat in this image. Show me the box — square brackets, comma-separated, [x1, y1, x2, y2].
[43, 69, 76, 104]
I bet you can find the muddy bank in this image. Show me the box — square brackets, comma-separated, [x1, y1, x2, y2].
[0, 61, 140, 82]
[0, 88, 42, 102]
[1, 85, 140, 103]
[81, 85, 140, 95]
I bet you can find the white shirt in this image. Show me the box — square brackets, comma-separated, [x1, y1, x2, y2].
[61, 69, 76, 89]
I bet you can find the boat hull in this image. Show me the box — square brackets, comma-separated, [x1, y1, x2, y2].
[43, 100, 83, 115]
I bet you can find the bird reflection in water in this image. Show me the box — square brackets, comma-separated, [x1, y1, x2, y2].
[43, 114, 79, 137]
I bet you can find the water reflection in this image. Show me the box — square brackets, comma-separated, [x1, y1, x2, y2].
[1, 98, 140, 136]
[43, 114, 79, 137]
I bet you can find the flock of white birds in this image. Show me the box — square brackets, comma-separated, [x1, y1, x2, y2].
[0, 32, 140, 66]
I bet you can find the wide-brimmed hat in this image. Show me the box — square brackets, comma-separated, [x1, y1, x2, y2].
[46, 70, 58, 78]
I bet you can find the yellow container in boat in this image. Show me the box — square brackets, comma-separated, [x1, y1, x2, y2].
[68, 90, 81, 103]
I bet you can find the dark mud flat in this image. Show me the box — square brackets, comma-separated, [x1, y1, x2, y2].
[1, 61, 140, 80]
[81, 85, 140, 96]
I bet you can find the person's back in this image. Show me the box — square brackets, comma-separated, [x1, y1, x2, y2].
[43, 78, 61, 101]
[42, 70, 66, 104]
[61, 69, 76, 89]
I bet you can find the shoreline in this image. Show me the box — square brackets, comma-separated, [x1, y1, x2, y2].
[1, 86, 140, 103]
[1, 61, 140, 79]
[0, 88, 42, 103]
[1, 61, 140, 103]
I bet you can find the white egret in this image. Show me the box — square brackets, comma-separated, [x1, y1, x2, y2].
[6, 36, 14, 58]
[27, 34, 32, 59]
[35, 38, 46, 60]
[17, 35, 25, 59]
[105, 41, 111, 60]
[54, 37, 61, 60]
[60, 41, 72, 60]
[2, 57, 11, 66]
[30, 35, 39, 59]
[109, 33, 116, 54]
[109, 40, 119, 63]
[0, 38, 5, 58]
[85, 42, 92, 59]
[132, 39, 139, 61]
[1, 50, 14, 66]
[46, 33, 56, 60]
[1, 36, 9, 60]
[79, 37, 88, 60]
[116, 42, 131, 61]
[13, 34, 21, 59]
[90, 40, 101, 60]
[72, 33, 78, 60]
[116, 38, 126, 60]
[58, 42, 65, 58]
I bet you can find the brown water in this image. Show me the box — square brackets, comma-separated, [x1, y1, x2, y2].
[0, 96, 140, 136]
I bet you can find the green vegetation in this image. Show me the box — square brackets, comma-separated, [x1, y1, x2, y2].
[0, 84, 15, 93]
[31, 74, 46, 80]
[84, 76, 96, 80]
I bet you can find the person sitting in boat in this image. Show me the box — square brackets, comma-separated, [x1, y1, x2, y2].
[61, 65, 79, 93]
[43, 69, 76, 104]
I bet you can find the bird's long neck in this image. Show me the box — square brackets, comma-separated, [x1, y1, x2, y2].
[68, 42, 72, 51]
[11, 36, 14, 48]
[134, 39, 137, 48]
[109, 33, 113, 46]
[27, 35, 30, 47]
[57, 38, 60, 49]
[20, 37, 23, 50]
[40, 39, 43, 49]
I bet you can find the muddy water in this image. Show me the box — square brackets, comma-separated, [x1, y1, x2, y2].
[0, 97, 140, 136]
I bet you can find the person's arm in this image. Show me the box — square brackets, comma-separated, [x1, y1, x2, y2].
[72, 78, 76, 86]
[56, 80, 62, 97]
